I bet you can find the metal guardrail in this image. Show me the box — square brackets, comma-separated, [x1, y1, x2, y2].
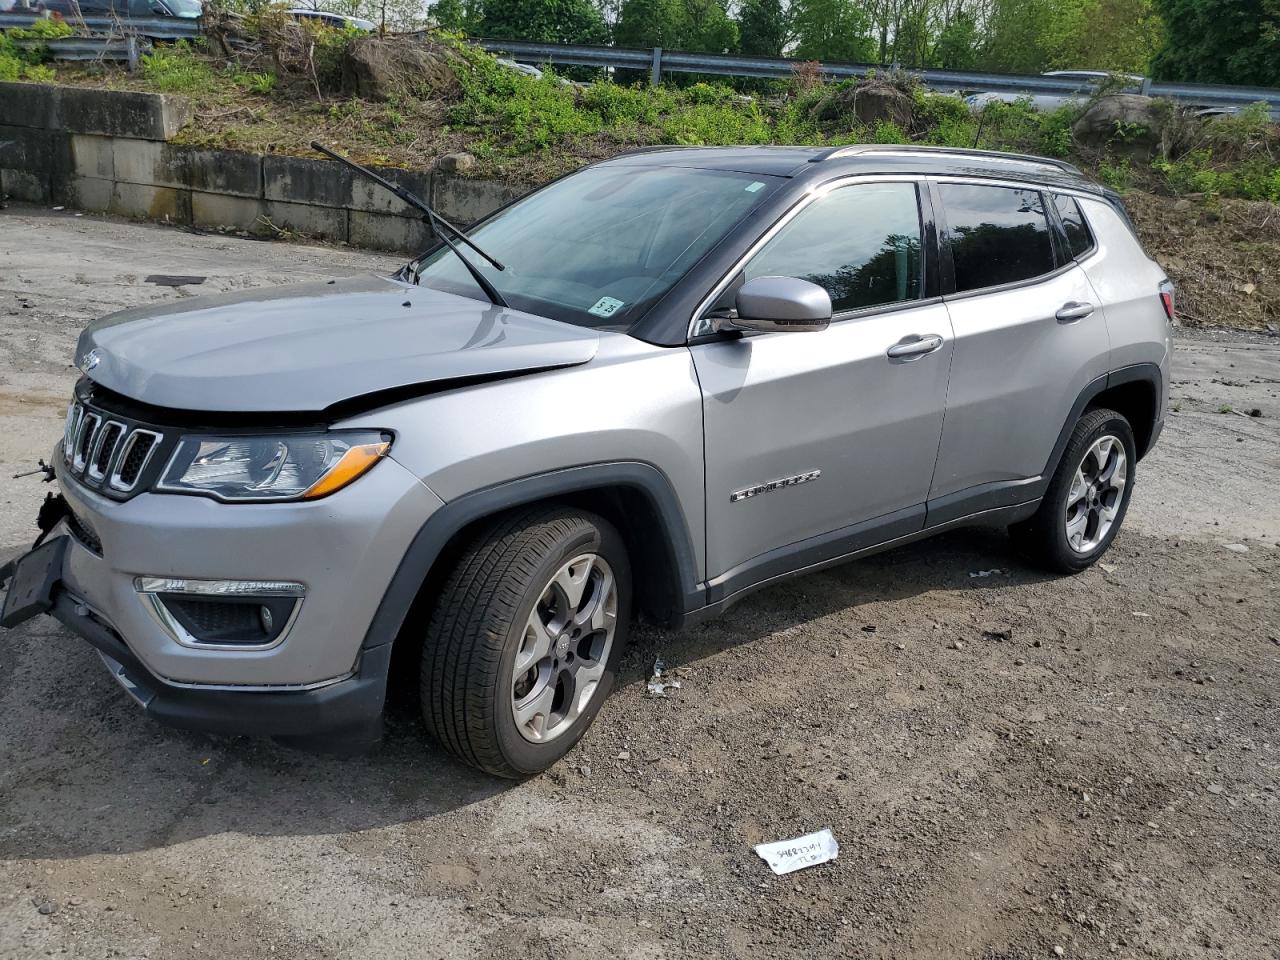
[11, 34, 142, 64]
[0, 12, 199, 39]
[476, 38, 1280, 114]
[3, 15, 1277, 114]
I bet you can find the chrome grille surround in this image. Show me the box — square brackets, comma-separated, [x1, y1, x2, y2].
[109, 429, 163, 493]
[87, 420, 126, 481]
[61, 396, 168, 500]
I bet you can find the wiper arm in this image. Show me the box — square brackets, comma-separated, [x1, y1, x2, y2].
[309, 141, 508, 308]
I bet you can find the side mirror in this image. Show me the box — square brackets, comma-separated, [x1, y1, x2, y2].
[727, 276, 832, 333]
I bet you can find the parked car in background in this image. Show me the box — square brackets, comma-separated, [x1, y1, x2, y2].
[285, 8, 375, 31]
[0, 144, 1172, 778]
[966, 69, 1144, 113]
[33, 0, 200, 17]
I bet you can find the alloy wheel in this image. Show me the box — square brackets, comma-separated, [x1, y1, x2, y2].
[1065, 434, 1127, 554]
[511, 552, 618, 743]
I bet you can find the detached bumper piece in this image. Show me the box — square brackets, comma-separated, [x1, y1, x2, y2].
[0, 537, 68, 628]
[47, 591, 390, 754]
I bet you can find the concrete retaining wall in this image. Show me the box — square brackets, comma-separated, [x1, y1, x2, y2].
[0, 81, 530, 252]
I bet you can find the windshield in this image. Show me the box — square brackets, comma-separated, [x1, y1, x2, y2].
[162, 0, 203, 15]
[411, 165, 777, 330]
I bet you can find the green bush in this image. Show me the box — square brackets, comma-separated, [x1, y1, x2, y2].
[13, 18, 74, 40]
[683, 81, 737, 106]
[140, 42, 215, 92]
[1036, 104, 1079, 157]
[1155, 149, 1280, 202]
[451, 60, 601, 153]
[1, 16, 74, 71]
[1099, 155, 1133, 192]
[23, 62, 56, 82]
[870, 119, 907, 143]
[914, 90, 979, 147]
[660, 100, 771, 145]
[231, 69, 277, 94]
[578, 81, 672, 126]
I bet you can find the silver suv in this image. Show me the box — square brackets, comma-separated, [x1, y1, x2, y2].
[0, 145, 1172, 777]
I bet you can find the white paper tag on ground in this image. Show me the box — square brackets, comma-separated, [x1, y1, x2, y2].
[753, 829, 839, 875]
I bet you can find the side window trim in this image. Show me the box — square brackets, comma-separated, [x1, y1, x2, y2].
[1043, 190, 1070, 268]
[924, 179, 955, 296]
[687, 175, 934, 340]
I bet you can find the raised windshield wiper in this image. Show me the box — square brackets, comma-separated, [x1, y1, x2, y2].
[309, 141, 509, 308]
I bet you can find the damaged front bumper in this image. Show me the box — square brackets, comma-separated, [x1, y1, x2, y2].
[1, 444, 444, 750]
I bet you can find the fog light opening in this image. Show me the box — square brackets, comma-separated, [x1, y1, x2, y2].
[134, 578, 304, 650]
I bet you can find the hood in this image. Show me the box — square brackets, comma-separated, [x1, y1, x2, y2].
[76, 275, 601, 414]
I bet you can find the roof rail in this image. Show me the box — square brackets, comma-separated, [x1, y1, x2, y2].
[811, 143, 1082, 175]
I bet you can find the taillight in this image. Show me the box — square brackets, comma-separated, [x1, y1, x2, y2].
[1158, 280, 1175, 323]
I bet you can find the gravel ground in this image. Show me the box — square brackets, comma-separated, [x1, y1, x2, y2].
[1, 206, 1278, 960]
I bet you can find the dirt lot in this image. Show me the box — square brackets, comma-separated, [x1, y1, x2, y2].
[1, 206, 1278, 960]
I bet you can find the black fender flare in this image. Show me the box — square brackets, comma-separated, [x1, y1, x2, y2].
[359, 461, 702, 652]
[1032, 360, 1164, 499]
[925, 362, 1163, 527]
[1049, 361, 1163, 469]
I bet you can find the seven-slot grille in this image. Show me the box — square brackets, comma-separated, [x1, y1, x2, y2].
[63, 399, 164, 495]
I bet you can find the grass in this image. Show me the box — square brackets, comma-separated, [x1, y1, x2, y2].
[140, 42, 218, 93]
[16, 28, 1280, 201]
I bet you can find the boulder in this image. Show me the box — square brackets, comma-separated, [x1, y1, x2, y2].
[436, 152, 476, 175]
[812, 79, 915, 130]
[341, 37, 461, 102]
[1072, 94, 1167, 157]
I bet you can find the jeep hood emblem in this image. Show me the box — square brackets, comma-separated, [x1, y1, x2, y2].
[79, 348, 102, 373]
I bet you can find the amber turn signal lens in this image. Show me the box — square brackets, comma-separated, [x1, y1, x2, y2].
[302, 441, 390, 500]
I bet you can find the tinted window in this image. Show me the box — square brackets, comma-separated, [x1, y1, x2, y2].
[743, 182, 922, 314]
[940, 184, 1055, 292]
[413, 166, 774, 330]
[1053, 194, 1094, 259]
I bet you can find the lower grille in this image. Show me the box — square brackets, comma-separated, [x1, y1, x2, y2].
[67, 510, 103, 556]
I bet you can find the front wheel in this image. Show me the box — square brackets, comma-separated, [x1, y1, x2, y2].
[420, 506, 631, 778]
[1011, 407, 1136, 573]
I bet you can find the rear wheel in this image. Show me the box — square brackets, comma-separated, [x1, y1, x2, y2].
[420, 506, 630, 778]
[1011, 408, 1136, 573]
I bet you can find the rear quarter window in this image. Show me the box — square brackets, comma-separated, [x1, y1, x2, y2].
[938, 183, 1056, 293]
[1053, 194, 1095, 259]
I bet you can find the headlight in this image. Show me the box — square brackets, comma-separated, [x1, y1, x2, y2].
[157, 431, 390, 502]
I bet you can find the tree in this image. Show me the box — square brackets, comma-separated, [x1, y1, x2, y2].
[737, 0, 790, 57]
[790, 0, 876, 62]
[430, 0, 483, 33]
[1151, 0, 1280, 86]
[934, 11, 979, 69]
[479, 0, 610, 44]
[614, 0, 738, 53]
[890, 6, 933, 66]
[979, 0, 1064, 73]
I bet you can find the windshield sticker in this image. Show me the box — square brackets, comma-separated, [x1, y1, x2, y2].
[745, 181, 766, 193]
[588, 296, 625, 318]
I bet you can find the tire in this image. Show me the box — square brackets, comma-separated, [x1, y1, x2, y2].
[420, 506, 631, 778]
[1011, 408, 1137, 574]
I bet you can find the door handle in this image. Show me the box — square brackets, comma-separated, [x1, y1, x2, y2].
[886, 334, 944, 360]
[1056, 301, 1095, 323]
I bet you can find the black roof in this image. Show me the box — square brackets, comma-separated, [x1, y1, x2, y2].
[600, 143, 1104, 195]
